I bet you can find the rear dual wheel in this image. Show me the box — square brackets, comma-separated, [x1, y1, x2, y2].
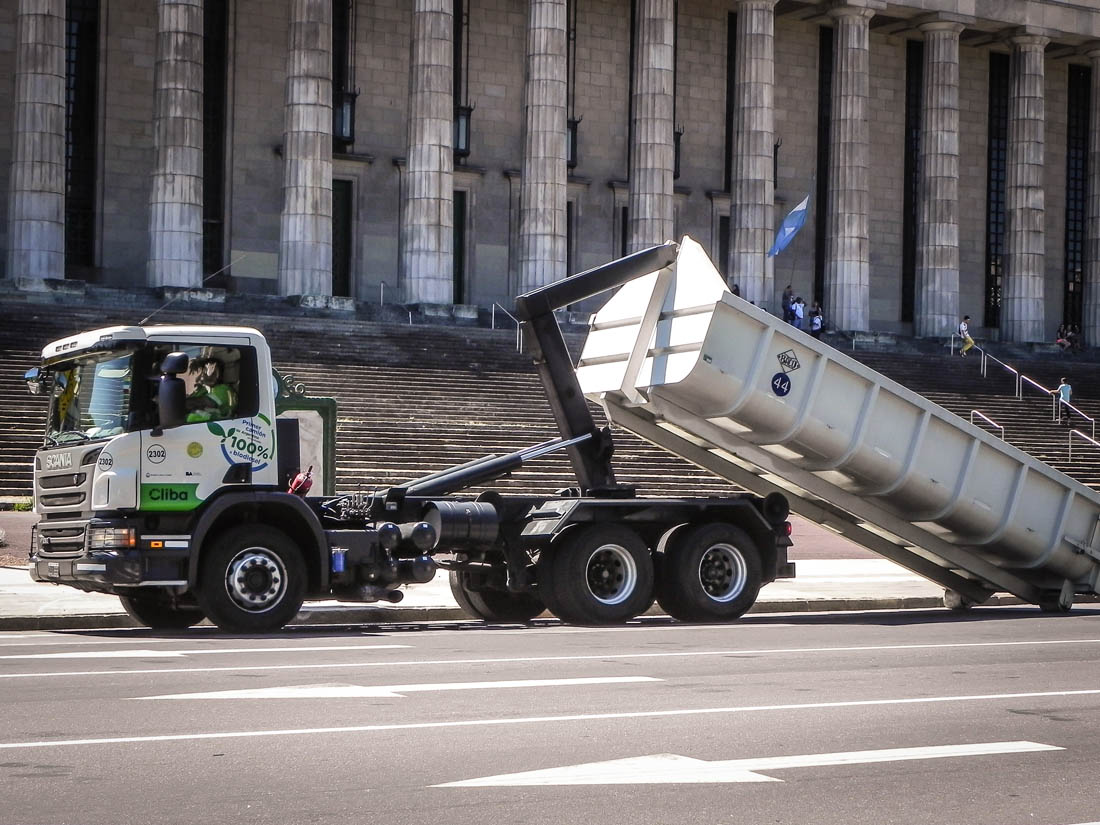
[538, 525, 655, 625]
[449, 570, 546, 623]
[656, 523, 762, 623]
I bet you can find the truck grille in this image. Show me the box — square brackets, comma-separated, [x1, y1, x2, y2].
[35, 447, 100, 558]
[40, 492, 87, 507]
[37, 525, 87, 558]
[39, 473, 87, 489]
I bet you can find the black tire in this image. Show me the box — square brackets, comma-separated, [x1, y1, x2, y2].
[119, 593, 205, 629]
[196, 525, 306, 633]
[943, 589, 976, 613]
[537, 525, 654, 625]
[1039, 598, 1073, 614]
[448, 570, 546, 622]
[1038, 586, 1074, 614]
[655, 523, 761, 622]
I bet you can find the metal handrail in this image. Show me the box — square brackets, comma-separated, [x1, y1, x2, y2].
[949, 332, 963, 356]
[981, 350, 1016, 381]
[1058, 398, 1096, 439]
[492, 303, 523, 351]
[492, 302, 519, 328]
[946, 335, 1096, 438]
[948, 333, 1024, 382]
[1068, 429, 1100, 462]
[1018, 374, 1050, 398]
[948, 332, 982, 358]
[969, 409, 1004, 440]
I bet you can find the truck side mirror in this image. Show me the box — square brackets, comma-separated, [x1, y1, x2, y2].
[24, 367, 46, 396]
[155, 352, 189, 431]
[160, 352, 189, 375]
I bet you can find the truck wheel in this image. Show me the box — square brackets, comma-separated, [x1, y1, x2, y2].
[943, 589, 976, 612]
[1039, 594, 1074, 613]
[197, 526, 306, 633]
[449, 571, 545, 623]
[119, 594, 205, 630]
[656, 523, 761, 622]
[538, 525, 654, 625]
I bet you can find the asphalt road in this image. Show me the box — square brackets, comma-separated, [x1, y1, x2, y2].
[2, 608, 1100, 825]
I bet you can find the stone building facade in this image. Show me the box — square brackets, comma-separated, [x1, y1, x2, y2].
[4, 0, 1100, 342]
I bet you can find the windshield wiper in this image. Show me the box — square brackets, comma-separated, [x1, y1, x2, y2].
[54, 431, 92, 445]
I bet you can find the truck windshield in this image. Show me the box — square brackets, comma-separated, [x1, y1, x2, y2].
[46, 351, 134, 445]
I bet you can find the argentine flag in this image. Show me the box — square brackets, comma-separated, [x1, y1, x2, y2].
[767, 195, 810, 258]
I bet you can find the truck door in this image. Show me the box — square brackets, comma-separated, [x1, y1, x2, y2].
[140, 342, 275, 511]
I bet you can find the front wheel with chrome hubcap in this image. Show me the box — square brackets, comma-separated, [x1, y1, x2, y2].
[198, 526, 306, 633]
[656, 523, 761, 622]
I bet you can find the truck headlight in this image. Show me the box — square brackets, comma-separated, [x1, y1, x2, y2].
[88, 527, 136, 550]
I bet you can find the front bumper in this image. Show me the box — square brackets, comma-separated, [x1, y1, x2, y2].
[30, 547, 190, 594]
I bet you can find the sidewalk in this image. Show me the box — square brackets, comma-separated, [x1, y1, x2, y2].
[0, 559, 1028, 631]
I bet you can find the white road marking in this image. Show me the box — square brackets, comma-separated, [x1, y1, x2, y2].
[0, 649, 189, 660]
[3, 637, 1100, 679]
[134, 676, 661, 700]
[0, 644, 409, 660]
[0, 688, 1096, 750]
[0, 637, 193, 648]
[434, 741, 1063, 786]
[0, 622, 797, 647]
[454, 623, 797, 635]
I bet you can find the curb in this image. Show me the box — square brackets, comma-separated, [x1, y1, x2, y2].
[0, 595, 1036, 632]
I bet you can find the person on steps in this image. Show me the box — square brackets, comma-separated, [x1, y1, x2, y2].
[1052, 378, 1073, 426]
[958, 315, 975, 357]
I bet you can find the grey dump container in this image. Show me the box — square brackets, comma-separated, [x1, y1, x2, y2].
[577, 236, 1100, 611]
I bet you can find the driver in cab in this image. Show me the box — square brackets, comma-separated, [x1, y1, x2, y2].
[185, 358, 237, 423]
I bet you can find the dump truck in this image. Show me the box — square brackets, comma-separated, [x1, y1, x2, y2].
[576, 236, 1100, 613]
[22, 241, 795, 632]
[28, 236, 1097, 631]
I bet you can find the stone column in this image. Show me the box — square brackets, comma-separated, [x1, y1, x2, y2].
[518, 0, 568, 293]
[6, 0, 65, 281]
[824, 4, 875, 331]
[1083, 43, 1100, 347]
[728, 0, 776, 307]
[627, 0, 674, 253]
[278, 0, 333, 297]
[1000, 32, 1048, 343]
[401, 0, 453, 304]
[913, 20, 963, 338]
[147, 0, 204, 288]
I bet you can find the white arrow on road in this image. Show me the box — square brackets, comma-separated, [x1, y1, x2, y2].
[134, 675, 661, 700]
[435, 741, 1062, 786]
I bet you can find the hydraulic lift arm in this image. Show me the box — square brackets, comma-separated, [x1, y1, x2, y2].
[513, 242, 679, 493]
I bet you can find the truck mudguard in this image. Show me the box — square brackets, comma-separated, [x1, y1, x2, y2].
[188, 490, 330, 592]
